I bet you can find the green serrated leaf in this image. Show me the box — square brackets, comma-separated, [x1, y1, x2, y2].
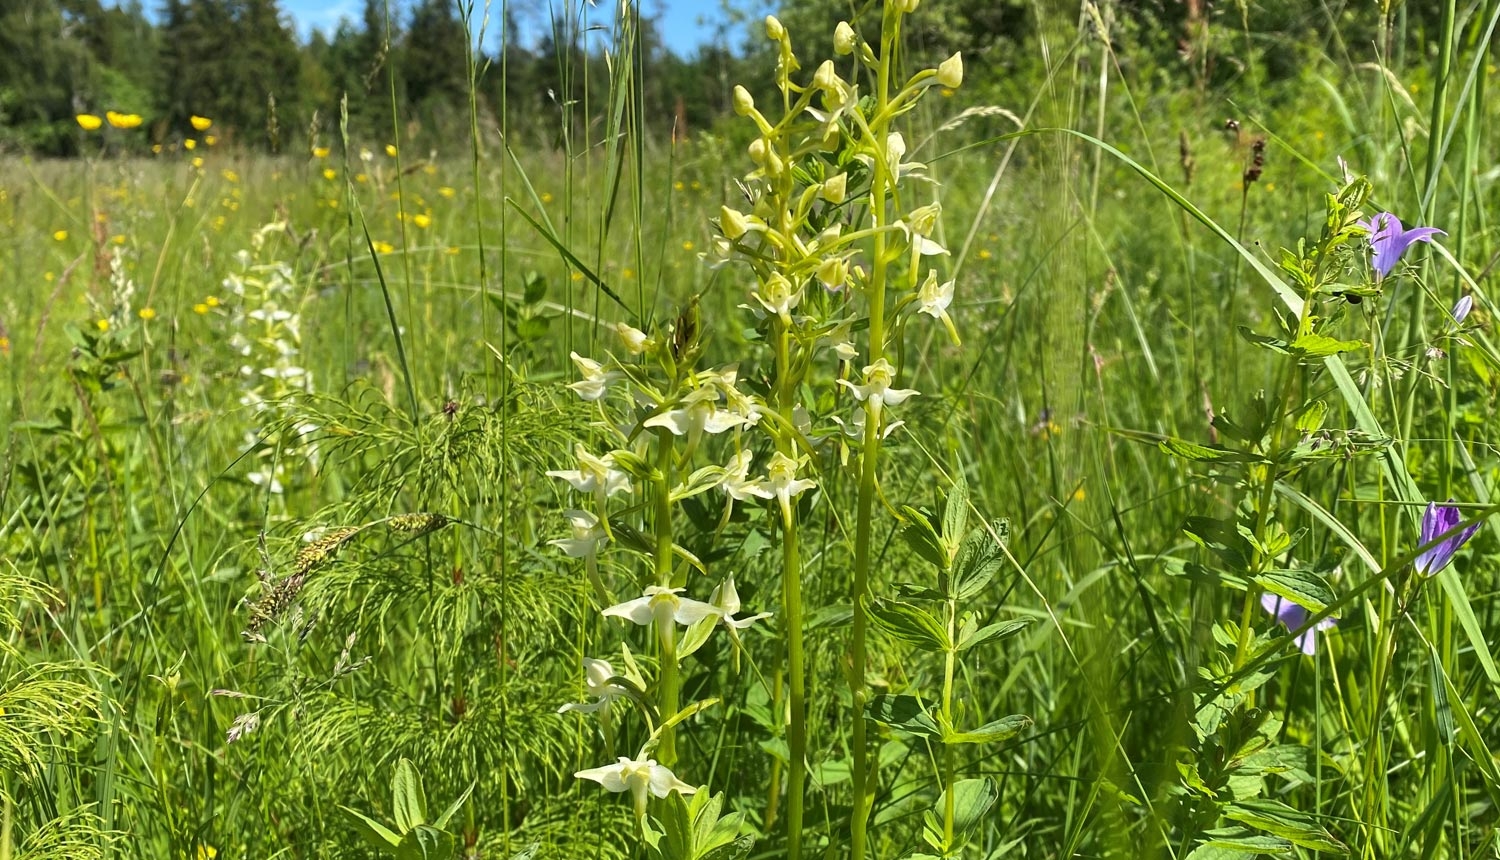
[942, 475, 969, 555]
[899, 506, 946, 569]
[1224, 799, 1347, 853]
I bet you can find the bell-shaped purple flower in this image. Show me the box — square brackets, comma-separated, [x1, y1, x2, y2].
[1261, 594, 1336, 656]
[1360, 212, 1444, 278]
[1415, 501, 1480, 577]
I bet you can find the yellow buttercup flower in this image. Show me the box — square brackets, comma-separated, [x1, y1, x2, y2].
[197, 845, 218, 860]
[112, 234, 126, 245]
[322, 168, 336, 181]
[184, 138, 197, 150]
[151, 144, 163, 154]
[53, 229, 68, 241]
[221, 169, 239, 183]
[445, 245, 461, 255]
[193, 303, 209, 314]
[540, 192, 554, 204]
[190, 115, 212, 131]
[372, 240, 395, 254]
[438, 186, 456, 198]
[76, 114, 103, 131]
[312, 146, 330, 158]
[354, 173, 368, 183]
[96, 319, 110, 332]
[385, 144, 398, 157]
[107, 111, 143, 129]
[681, 240, 694, 252]
[205, 296, 220, 307]
[204, 135, 217, 146]
[192, 157, 204, 169]
[138, 308, 157, 321]
[411, 213, 432, 229]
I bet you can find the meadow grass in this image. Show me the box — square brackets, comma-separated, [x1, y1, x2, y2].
[3, 2, 1500, 858]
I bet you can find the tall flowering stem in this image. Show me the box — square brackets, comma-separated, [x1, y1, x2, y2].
[653, 429, 679, 766]
[849, 8, 902, 857]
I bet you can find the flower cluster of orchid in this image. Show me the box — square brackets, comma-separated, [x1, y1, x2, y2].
[222, 222, 318, 494]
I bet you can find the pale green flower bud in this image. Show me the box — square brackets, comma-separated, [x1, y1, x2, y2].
[817, 256, 849, 289]
[733, 85, 755, 116]
[908, 202, 942, 237]
[833, 21, 856, 55]
[765, 14, 785, 42]
[748, 137, 770, 166]
[813, 60, 838, 92]
[937, 52, 963, 89]
[720, 206, 749, 240]
[822, 173, 847, 205]
[897, 0, 921, 12]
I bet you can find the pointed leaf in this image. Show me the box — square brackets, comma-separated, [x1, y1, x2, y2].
[392, 758, 427, 833]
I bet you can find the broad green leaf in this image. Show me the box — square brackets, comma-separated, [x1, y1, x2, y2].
[1290, 333, 1362, 358]
[395, 825, 456, 860]
[1224, 799, 1347, 853]
[340, 805, 402, 848]
[1158, 438, 1255, 463]
[945, 777, 998, 845]
[393, 758, 427, 833]
[863, 694, 941, 739]
[868, 598, 950, 652]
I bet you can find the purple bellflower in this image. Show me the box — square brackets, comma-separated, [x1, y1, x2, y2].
[1261, 594, 1336, 656]
[1415, 501, 1480, 577]
[1451, 295, 1473, 325]
[1360, 212, 1444, 278]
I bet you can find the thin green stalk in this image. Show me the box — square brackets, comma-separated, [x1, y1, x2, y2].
[775, 321, 806, 860]
[654, 430, 678, 765]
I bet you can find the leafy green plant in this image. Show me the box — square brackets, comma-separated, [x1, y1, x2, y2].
[342, 758, 473, 859]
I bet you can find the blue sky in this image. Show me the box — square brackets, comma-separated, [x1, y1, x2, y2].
[276, 0, 742, 55]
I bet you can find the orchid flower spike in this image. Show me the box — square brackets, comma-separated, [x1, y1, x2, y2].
[1415, 501, 1480, 577]
[1261, 594, 1336, 656]
[765, 452, 817, 523]
[603, 585, 722, 629]
[838, 358, 919, 420]
[644, 386, 755, 440]
[1359, 212, 1444, 278]
[557, 657, 628, 714]
[547, 445, 634, 512]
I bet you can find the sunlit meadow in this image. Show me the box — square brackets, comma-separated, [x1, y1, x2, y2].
[3, 1, 1500, 859]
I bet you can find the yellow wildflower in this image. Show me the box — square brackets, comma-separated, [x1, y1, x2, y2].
[198, 845, 218, 860]
[355, 173, 368, 184]
[43, 272, 55, 282]
[193, 303, 209, 314]
[445, 245, 461, 255]
[313, 146, 331, 158]
[52, 229, 68, 241]
[184, 138, 196, 150]
[540, 192, 554, 204]
[385, 144, 398, 157]
[76, 114, 103, 131]
[112, 234, 126, 245]
[107, 111, 143, 129]
[689, 180, 701, 190]
[681, 240, 694, 252]
[570, 270, 584, 282]
[190, 115, 212, 131]
[204, 135, 217, 146]
[438, 186, 456, 198]
[412, 213, 432, 229]
[205, 296, 220, 307]
[623, 268, 635, 280]
[192, 157, 204, 169]
[322, 168, 336, 181]
[372, 240, 395, 254]
[138, 308, 157, 321]
[423, 164, 437, 175]
[96, 319, 110, 332]
[673, 181, 685, 191]
[151, 144, 162, 154]
[222, 169, 239, 183]
[977, 249, 992, 261]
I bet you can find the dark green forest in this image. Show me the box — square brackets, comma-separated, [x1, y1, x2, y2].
[0, 0, 1450, 157]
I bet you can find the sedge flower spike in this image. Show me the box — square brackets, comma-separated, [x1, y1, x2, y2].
[1360, 212, 1444, 277]
[1261, 595, 1336, 656]
[1415, 501, 1480, 577]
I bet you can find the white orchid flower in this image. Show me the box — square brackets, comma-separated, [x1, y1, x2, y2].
[765, 452, 817, 522]
[831, 408, 905, 441]
[838, 358, 919, 420]
[557, 657, 628, 714]
[917, 269, 960, 344]
[710, 576, 772, 631]
[613, 322, 651, 355]
[574, 755, 696, 819]
[748, 272, 804, 325]
[566, 352, 621, 401]
[720, 450, 774, 502]
[548, 509, 608, 559]
[603, 585, 723, 629]
[548, 509, 612, 605]
[547, 445, 634, 511]
[644, 388, 754, 438]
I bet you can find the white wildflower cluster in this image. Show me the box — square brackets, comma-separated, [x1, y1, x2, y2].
[222, 222, 317, 494]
